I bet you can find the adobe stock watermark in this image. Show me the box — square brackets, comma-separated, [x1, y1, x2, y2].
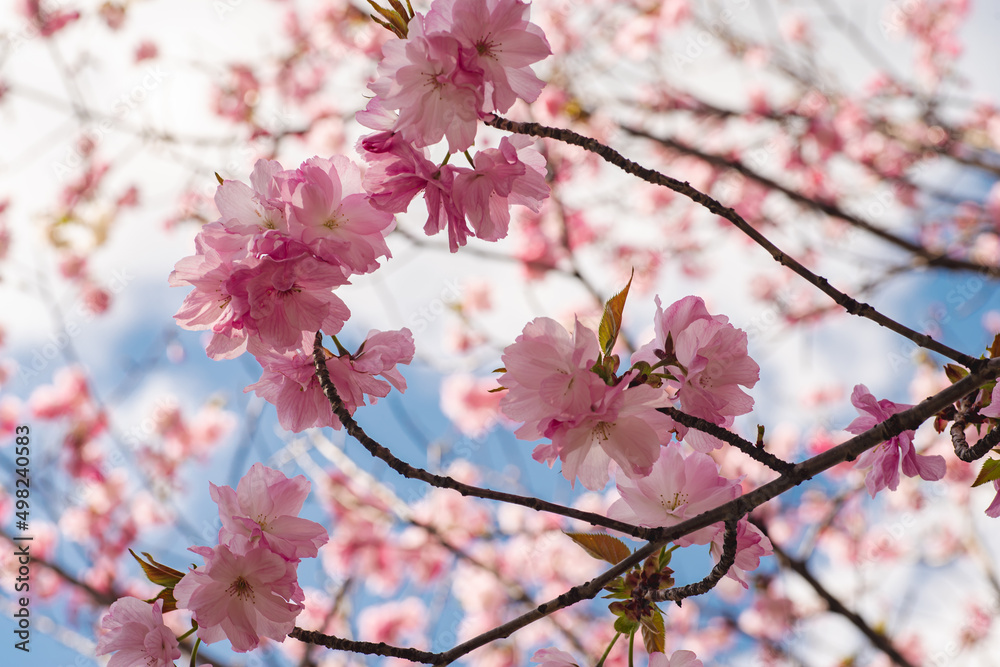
[214, 0, 246, 20]
[407, 278, 465, 334]
[18, 268, 134, 381]
[879, 0, 922, 38]
[51, 66, 169, 179]
[669, 0, 751, 74]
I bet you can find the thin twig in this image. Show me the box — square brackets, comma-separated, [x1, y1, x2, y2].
[659, 407, 795, 475]
[656, 518, 739, 604]
[311, 331, 655, 539]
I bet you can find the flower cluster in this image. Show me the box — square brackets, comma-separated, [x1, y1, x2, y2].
[498, 295, 759, 489]
[631, 295, 761, 452]
[96, 465, 328, 661]
[358, 0, 551, 251]
[170, 158, 414, 431]
[499, 316, 676, 490]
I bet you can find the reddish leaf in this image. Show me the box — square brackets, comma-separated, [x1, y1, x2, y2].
[565, 532, 632, 564]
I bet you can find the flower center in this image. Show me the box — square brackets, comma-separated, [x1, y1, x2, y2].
[227, 575, 256, 602]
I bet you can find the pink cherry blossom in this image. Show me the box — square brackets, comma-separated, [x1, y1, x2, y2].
[282, 155, 394, 275]
[633, 295, 759, 449]
[95, 597, 180, 667]
[649, 650, 704, 667]
[424, 0, 552, 113]
[440, 373, 506, 437]
[29, 365, 90, 419]
[210, 463, 329, 561]
[538, 380, 675, 490]
[361, 132, 473, 252]
[358, 598, 428, 645]
[173, 543, 304, 652]
[707, 518, 772, 588]
[499, 317, 605, 442]
[979, 383, 1000, 419]
[246, 341, 337, 432]
[846, 384, 945, 496]
[214, 160, 289, 237]
[243, 234, 350, 354]
[608, 445, 741, 545]
[530, 646, 579, 667]
[247, 329, 414, 433]
[325, 328, 415, 412]
[368, 14, 484, 152]
[986, 479, 1000, 518]
[452, 135, 549, 242]
[169, 235, 252, 360]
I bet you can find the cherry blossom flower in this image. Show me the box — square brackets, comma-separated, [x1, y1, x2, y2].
[210, 463, 329, 561]
[632, 295, 759, 450]
[500, 316, 675, 488]
[282, 155, 394, 275]
[424, 0, 551, 113]
[530, 646, 579, 666]
[649, 650, 704, 667]
[987, 480, 1000, 518]
[499, 317, 605, 442]
[537, 379, 675, 490]
[241, 235, 351, 356]
[608, 445, 741, 545]
[246, 343, 336, 432]
[247, 329, 414, 432]
[368, 14, 484, 152]
[452, 135, 549, 242]
[708, 519, 771, 589]
[440, 373, 505, 437]
[979, 383, 1000, 419]
[609, 446, 771, 583]
[358, 598, 428, 645]
[845, 384, 945, 496]
[95, 597, 180, 667]
[214, 160, 289, 237]
[174, 543, 304, 652]
[325, 328, 415, 412]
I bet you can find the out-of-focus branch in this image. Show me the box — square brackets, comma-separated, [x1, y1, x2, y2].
[619, 124, 1000, 279]
[758, 522, 917, 667]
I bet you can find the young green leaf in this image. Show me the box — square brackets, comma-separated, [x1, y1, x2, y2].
[598, 269, 634, 356]
[972, 457, 1000, 488]
[565, 531, 632, 564]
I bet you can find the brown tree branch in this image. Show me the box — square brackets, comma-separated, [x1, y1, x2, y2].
[311, 331, 656, 539]
[485, 115, 983, 370]
[656, 518, 738, 604]
[658, 406, 795, 475]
